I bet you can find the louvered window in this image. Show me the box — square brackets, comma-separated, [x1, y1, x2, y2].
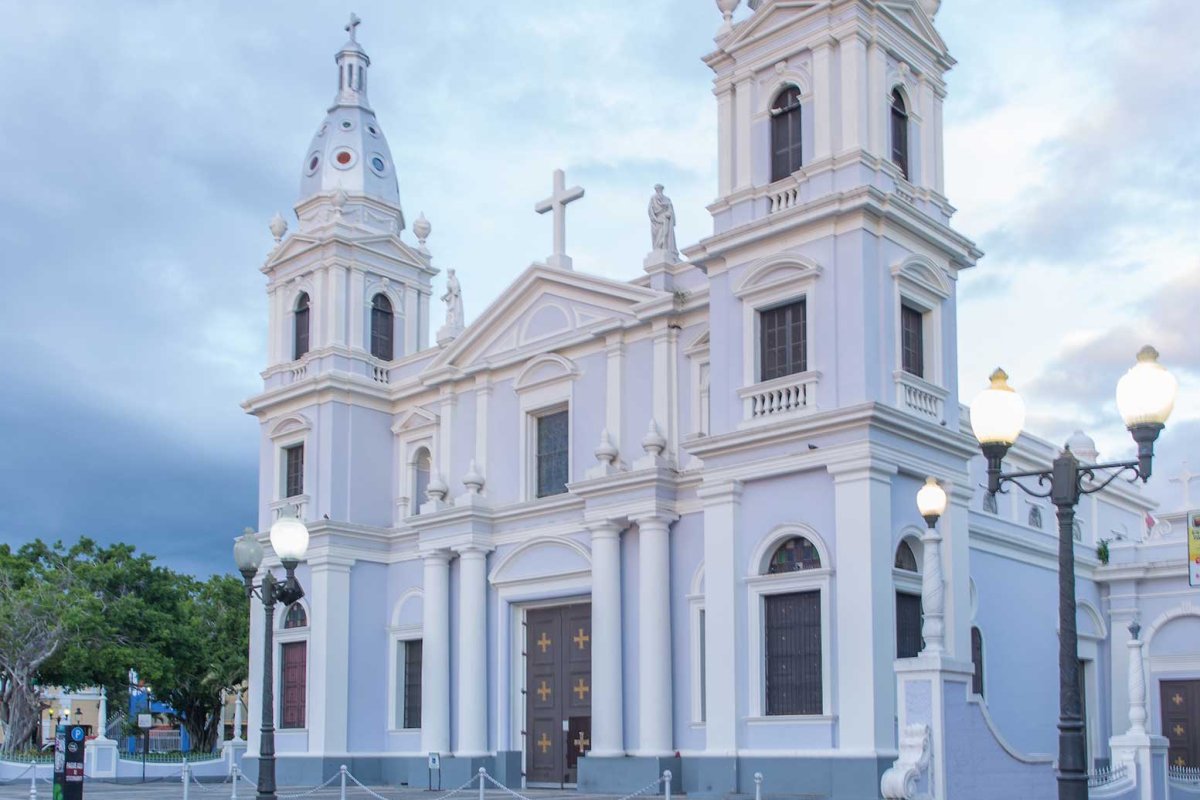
[284, 444, 304, 498]
[896, 592, 923, 658]
[402, 639, 422, 729]
[770, 86, 803, 182]
[901, 304, 924, 377]
[971, 626, 985, 696]
[891, 89, 910, 180]
[759, 299, 807, 381]
[370, 294, 394, 361]
[293, 293, 310, 359]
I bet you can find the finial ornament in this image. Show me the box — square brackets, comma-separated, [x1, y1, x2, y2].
[716, 0, 739, 34]
[641, 419, 667, 457]
[269, 213, 288, 244]
[414, 212, 432, 250]
[345, 12, 361, 42]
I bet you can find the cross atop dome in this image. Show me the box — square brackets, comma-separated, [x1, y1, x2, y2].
[345, 13, 361, 43]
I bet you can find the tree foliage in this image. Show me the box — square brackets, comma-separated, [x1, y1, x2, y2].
[0, 540, 247, 754]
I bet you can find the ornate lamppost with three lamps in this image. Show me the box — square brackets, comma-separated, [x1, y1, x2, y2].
[233, 510, 310, 800]
[967, 346, 1178, 800]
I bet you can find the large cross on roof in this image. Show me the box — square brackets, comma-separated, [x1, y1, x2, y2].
[1170, 461, 1200, 509]
[345, 12, 361, 42]
[535, 168, 585, 270]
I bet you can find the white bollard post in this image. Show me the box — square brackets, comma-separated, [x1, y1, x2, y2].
[754, 772, 763, 800]
[340, 764, 348, 800]
[230, 765, 239, 800]
[182, 759, 190, 800]
[478, 767, 487, 800]
[29, 762, 37, 800]
[664, 770, 672, 800]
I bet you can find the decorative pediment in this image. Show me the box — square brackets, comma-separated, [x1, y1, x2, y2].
[266, 231, 429, 275]
[489, 537, 591, 587]
[733, 253, 823, 300]
[514, 354, 580, 393]
[268, 413, 312, 440]
[878, 1, 948, 56]
[684, 328, 710, 356]
[723, 1, 826, 52]
[891, 254, 951, 298]
[391, 405, 439, 434]
[427, 264, 662, 373]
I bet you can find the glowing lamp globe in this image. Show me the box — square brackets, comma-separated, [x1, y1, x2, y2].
[1116, 346, 1177, 428]
[970, 368, 1026, 447]
[916, 477, 948, 521]
[233, 528, 264, 577]
[269, 511, 310, 564]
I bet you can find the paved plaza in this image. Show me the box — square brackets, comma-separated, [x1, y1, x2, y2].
[0, 780, 705, 800]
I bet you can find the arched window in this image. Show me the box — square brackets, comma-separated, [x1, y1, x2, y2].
[971, 626, 985, 696]
[766, 536, 821, 574]
[370, 294, 394, 361]
[894, 540, 919, 572]
[283, 603, 307, 629]
[890, 89, 909, 180]
[1028, 505, 1043, 529]
[412, 447, 431, 516]
[770, 86, 803, 182]
[293, 293, 310, 360]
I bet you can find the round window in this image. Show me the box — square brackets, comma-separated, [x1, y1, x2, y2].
[340, 119, 354, 130]
[306, 152, 321, 174]
[332, 149, 357, 170]
[367, 125, 378, 136]
[337, 151, 353, 165]
[371, 156, 385, 172]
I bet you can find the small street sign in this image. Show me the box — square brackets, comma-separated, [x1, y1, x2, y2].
[428, 752, 440, 770]
[137, 713, 153, 729]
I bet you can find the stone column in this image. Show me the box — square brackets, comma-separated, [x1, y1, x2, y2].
[1127, 622, 1147, 735]
[233, 690, 244, 741]
[812, 37, 835, 161]
[919, 520, 945, 654]
[589, 522, 625, 756]
[837, 31, 869, 154]
[422, 550, 452, 755]
[455, 546, 490, 756]
[734, 75, 754, 191]
[697, 480, 742, 757]
[217, 689, 226, 746]
[636, 515, 675, 755]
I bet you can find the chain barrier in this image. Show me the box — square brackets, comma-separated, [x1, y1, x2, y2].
[0, 761, 35, 785]
[344, 768, 400, 800]
[611, 771, 670, 800]
[278, 768, 343, 799]
[481, 770, 536, 800]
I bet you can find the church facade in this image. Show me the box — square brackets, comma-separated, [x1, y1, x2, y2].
[240, 2, 1200, 797]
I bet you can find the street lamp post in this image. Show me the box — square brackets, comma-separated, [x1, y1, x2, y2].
[233, 510, 310, 800]
[968, 346, 1177, 800]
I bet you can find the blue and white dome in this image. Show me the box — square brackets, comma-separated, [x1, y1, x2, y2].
[298, 15, 402, 217]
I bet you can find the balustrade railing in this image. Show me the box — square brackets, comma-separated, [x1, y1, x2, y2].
[769, 183, 800, 213]
[894, 371, 947, 423]
[1087, 763, 1129, 788]
[1171, 764, 1200, 784]
[739, 371, 818, 421]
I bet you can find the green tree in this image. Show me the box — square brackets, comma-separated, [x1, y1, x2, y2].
[154, 575, 249, 752]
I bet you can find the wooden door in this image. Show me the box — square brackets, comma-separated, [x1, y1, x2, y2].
[525, 603, 591, 785]
[1162, 680, 1200, 768]
[280, 642, 307, 729]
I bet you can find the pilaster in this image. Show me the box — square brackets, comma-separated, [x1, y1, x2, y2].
[307, 555, 354, 755]
[606, 337, 625, 460]
[837, 31, 869, 155]
[717, 85, 735, 196]
[941, 482, 973, 661]
[697, 479, 743, 755]
[828, 459, 897, 752]
[811, 37, 834, 161]
[733, 75, 754, 191]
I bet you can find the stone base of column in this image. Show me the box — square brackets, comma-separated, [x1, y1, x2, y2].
[85, 737, 118, 778]
[577, 754, 680, 795]
[1110, 733, 1169, 800]
[221, 739, 247, 775]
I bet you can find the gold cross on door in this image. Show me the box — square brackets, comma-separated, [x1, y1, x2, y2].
[574, 731, 590, 753]
[573, 628, 590, 649]
[537, 681, 551, 702]
[574, 678, 590, 701]
[537, 632, 551, 653]
[537, 732, 551, 753]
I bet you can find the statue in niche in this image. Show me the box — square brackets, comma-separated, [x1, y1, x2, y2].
[648, 184, 678, 258]
[442, 268, 464, 332]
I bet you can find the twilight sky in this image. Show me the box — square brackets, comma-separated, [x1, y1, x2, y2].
[0, 0, 1196, 575]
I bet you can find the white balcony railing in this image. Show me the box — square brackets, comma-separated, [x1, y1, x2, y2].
[372, 365, 390, 384]
[769, 183, 800, 213]
[894, 371, 948, 424]
[739, 371, 819, 421]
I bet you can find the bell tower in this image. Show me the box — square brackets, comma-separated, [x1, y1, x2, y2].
[706, 0, 955, 234]
[259, 15, 436, 383]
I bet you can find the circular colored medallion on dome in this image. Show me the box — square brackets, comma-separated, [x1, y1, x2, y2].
[309, 156, 320, 170]
[368, 125, 378, 136]
[337, 151, 352, 165]
[371, 156, 385, 172]
[341, 120, 353, 130]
